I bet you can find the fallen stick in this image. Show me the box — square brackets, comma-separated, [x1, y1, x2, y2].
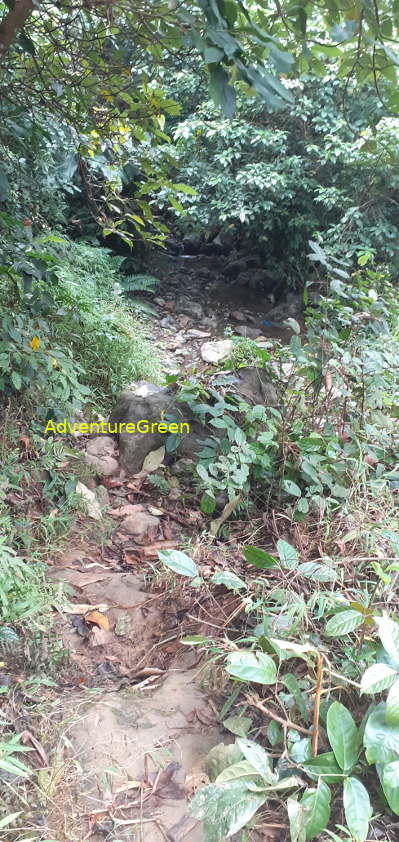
[246, 694, 311, 736]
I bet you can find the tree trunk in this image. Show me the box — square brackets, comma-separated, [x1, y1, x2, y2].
[0, 0, 34, 59]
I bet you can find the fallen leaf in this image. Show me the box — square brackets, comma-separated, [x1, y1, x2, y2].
[141, 446, 165, 473]
[85, 610, 110, 630]
[148, 506, 164, 516]
[21, 731, 48, 767]
[108, 504, 143, 518]
[210, 494, 241, 537]
[76, 482, 102, 520]
[64, 602, 109, 614]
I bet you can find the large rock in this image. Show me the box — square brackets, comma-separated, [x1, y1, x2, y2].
[109, 383, 205, 475]
[235, 367, 278, 406]
[109, 370, 278, 475]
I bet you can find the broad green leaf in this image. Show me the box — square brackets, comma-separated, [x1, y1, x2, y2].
[386, 678, 399, 726]
[287, 796, 306, 842]
[209, 65, 236, 118]
[302, 752, 344, 783]
[378, 759, 399, 814]
[216, 760, 259, 783]
[242, 545, 278, 569]
[298, 562, 336, 582]
[360, 663, 398, 694]
[236, 737, 274, 782]
[343, 777, 371, 842]
[324, 610, 363, 637]
[270, 638, 317, 659]
[211, 570, 247, 591]
[375, 615, 399, 667]
[302, 779, 331, 840]
[363, 703, 399, 763]
[326, 702, 360, 772]
[189, 780, 266, 839]
[157, 549, 198, 577]
[223, 715, 252, 738]
[283, 479, 302, 497]
[11, 370, 22, 390]
[225, 651, 277, 685]
[290, 737, 312, 763]
[276, 539, 298, 568]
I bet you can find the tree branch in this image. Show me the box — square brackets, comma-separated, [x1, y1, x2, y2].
[0, 0, 34, 59]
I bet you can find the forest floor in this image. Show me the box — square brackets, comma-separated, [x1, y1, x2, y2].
[2, 261, 304, 842]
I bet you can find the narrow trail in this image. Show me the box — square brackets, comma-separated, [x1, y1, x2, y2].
[47, 259, 301, 842]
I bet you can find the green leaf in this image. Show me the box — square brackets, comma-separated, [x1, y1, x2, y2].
[276, 539, 298, 568]
[223, 715, 252, 738]
[287, 796, 306, 842]
[363, 703, 399, 764]
[189, 780, 266, 839]
[0, 812, 23, 830]
[360, 663, 398, 694]
[378, 759, 399, 814]
[200, 492, 216, 514]
[11, 370, 22, 390]
[181, 635, 208, 645]
[324, 610, 363, 637]
[209, 65, 236, 117]
[211, 570, 247, 591]
[236, 737, 274, 782]
[216, 760, 260, 783]
[386, 678, 399, 726]
[326, 702, 360, 772]
[225, 651, 277, 685]
[343, 777, 371, 842]
[302, 779, 331, 840]
[298, 562, 336, 582]
[283, 479, 302, 497]
[375, 615, 399, 667]
[157, 549, 198, 577]
[242, 545, 278, 569]
[302, 752, 344, 783]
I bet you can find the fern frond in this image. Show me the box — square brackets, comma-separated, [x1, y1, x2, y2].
[121, 274, 161, 293]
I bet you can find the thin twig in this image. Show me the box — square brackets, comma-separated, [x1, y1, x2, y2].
[311, 654, 323, 757]
[246, 695, 311, 736]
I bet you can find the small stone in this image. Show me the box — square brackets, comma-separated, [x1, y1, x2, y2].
[85, 436, 119, 477]
[160, 316, 174, 328]
[231, 310, 246, 321]
[187, 329, 211, 338]
[234, 325, 263, 340]
[201, 339, 233, 363]
[177, 299, 203, 319]
[121, 508, 159, 541]
[154, 297, 166, 305]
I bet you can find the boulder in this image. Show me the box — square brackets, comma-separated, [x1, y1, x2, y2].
[235, 367, 278, 406]
[109, 368, 278, 475]
[109, 382, 206, 475]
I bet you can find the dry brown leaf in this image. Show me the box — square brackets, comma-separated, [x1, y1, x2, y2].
[85, 610, 110, 630]
[21, 731, 48, 767]
[64, 602, 108, 614]
[141, 446, 165, 473]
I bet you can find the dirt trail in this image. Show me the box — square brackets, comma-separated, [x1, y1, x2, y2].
[49, 261, 302, 841]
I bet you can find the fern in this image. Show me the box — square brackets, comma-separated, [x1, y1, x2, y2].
[120, 274, 161, 293]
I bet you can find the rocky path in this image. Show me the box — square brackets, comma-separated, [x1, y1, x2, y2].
[46, 258, 300, 842]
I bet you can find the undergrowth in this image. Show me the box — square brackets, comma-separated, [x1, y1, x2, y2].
[156, 246, 399, 842]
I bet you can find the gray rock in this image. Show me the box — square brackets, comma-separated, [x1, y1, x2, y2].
[234, 325, 262, 340]
[121, 507, 159, 541]
[85, 436, 119, 477]
[201, 339, 233, 363]
[170, 458, 196, 476]
[177, 298, 203, 319]
[235, 367, 278, 406]
[109, 383, 206, 474]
